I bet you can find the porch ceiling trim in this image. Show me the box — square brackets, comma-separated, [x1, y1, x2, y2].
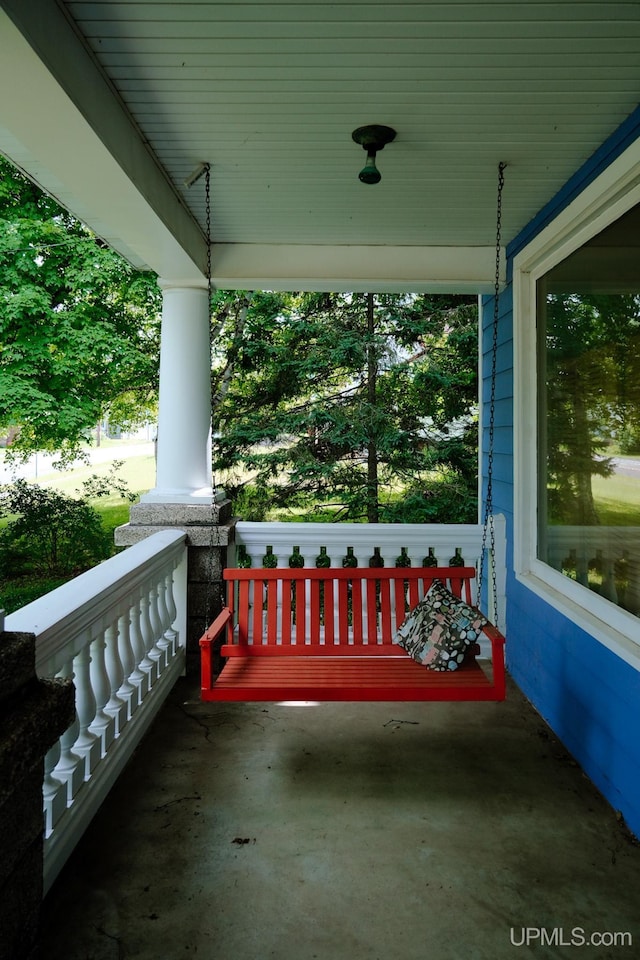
[210, 243, 505, 293]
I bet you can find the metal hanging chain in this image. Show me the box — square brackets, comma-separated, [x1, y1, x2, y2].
[204, 163, 213, 377]
[205, 164, 212, 300]
[477, 161, 506, 623]
[204, 162, 219, 632]
[203, 163, 218, 496]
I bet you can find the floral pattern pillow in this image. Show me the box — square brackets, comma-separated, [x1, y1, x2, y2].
[392, 579, 488, 671]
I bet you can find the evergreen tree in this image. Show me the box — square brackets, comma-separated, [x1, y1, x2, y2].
[211, 290, 479, 523]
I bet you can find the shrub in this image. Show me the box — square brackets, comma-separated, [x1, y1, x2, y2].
[0, 479, 111, 577]
[230, 482, 273, 521]
[618, 424, 640, 455]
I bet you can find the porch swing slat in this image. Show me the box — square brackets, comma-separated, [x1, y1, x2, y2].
[324, 580, 335, 645]
[352, 579, 363, 641]
[337, 579, 349, 642]
[282, 580, 292, 645]
[309, 579, 320, 643]
[200, 566, 506, 703]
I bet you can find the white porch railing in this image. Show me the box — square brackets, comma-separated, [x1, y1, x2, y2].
[5, 529, 187, 894]
[234, 517, 507, 629]
[546, 526, 640, 614]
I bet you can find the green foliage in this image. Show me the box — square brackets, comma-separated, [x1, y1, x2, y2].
[80, 460, 137, 503]
[545, 293, 640, 524]
[618, 424, 640, 455]
[0, 479, 111, 577]
[212, 291, 479, 523]
[0, 464, 135, 585]
[0, 156, 161, 463]
[230, 483, 273, 522]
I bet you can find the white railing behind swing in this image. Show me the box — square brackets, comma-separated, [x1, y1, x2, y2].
[233, 517, 507, 630]
[4, 529, 188, 894]
[545, 525, 640, 615]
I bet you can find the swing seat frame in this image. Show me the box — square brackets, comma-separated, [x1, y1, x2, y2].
[200, 566, 506, 702]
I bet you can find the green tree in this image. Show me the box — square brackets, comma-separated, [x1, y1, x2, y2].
[544, 293, 640, 524]
[211, 290, 479, 523]
[0, 156, 161, 463]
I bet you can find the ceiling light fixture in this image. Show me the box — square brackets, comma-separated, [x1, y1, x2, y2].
[351, 124, 396, 184]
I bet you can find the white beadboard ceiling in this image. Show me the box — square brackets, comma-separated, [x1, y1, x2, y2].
[2, 1, 640, 287]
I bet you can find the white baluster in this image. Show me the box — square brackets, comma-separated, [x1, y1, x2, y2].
[247, 546, 262, 567]
[128, 591, 151, 703]
[103, 617, 126, 737]
[353, 547, 370, 567]
[72, 643, 101, 778]
[43, 741, 67, 838]
[89, 626, 116, 755]
[116, 608, 138, 720]
[326, 545, 342, 566]
[600, 553, 618, 603]
[156, 569, 175, 665]
[379, 547, 395, 566]
[148, 578, 167, 672]
[575, 548, 589, 587]
[162, 567, 179, 659]
[624, 555, 640, 615]
[145, 579, 164, 677]
[52, 658, 84, 804]
[139, 584, 160, 685]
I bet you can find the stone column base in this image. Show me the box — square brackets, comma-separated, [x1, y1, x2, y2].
[114, 501, 236, 673]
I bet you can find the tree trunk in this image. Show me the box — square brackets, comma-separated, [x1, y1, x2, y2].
[366, 292, 379, 523]
[571, 376, 599, 525]
[211, 293, 253, 421]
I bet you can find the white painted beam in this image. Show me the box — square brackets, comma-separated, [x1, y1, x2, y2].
[211, 243, 505, 293]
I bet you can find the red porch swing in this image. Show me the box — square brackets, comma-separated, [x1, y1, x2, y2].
[199, 164, 507, 703]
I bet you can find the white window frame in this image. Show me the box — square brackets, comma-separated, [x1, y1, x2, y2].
[513, 138, 640, 669]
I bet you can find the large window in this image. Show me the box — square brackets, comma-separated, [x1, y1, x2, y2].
[536, 204, 640, 616]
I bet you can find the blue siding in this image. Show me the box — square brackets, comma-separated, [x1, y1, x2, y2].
[508, 577, 640, 832]
[497, 114, 640, 837]
[481, 285, 515, 521]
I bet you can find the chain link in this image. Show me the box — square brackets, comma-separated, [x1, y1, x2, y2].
[477, 162, 506, 623]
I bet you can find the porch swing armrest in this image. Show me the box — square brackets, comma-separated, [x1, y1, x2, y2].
[200, 607, 233, 695]
[481, 622, 506, 701]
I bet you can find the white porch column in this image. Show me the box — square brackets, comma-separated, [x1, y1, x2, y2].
[142, 281, 212, 503]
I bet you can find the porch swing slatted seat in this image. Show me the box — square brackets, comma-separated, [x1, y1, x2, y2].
[199, 163, 507, 704]
[200, 565, 506, 702]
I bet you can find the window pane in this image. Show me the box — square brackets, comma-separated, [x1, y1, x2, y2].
[537, 204, 640, 615]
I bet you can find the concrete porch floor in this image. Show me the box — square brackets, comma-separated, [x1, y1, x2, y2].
[37, 677, 640, 960]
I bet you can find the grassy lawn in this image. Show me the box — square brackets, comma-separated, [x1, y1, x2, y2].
[592, 472, 640, 525]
